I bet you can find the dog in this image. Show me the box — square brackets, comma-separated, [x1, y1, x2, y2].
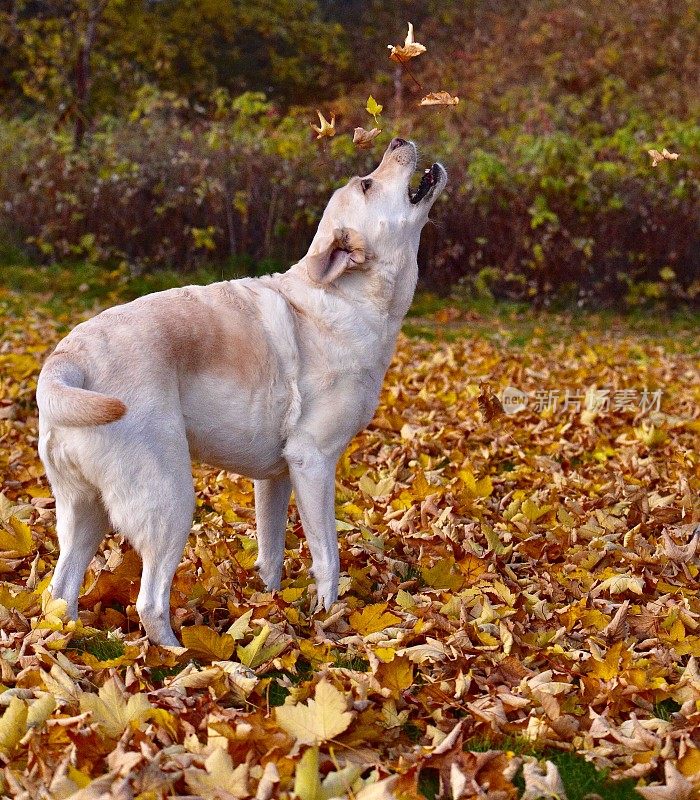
[36, 138, 447, 645]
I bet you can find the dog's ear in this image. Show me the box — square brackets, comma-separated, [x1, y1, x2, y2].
[306, 227, 367, 285]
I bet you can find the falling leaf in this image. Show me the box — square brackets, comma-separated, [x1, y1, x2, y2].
[275, 679, 353, 745]
[388, 22, 426, 62]
[350, 603, 401, 636]
[365, 95, 383, 123]
[420, 91, 459, 106]
[311, 110, 335, 139]
[353, 127, 382, 149]
[648, 148, 679, 167]
[477, 387, 504, 421]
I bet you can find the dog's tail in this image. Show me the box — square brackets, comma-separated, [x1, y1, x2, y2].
[37, 355, 127, 427]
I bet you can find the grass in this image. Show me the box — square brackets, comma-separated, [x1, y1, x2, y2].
[462, 737, 639, 800]
[1, 264, 698, 355]
[68, 634, 126, 662]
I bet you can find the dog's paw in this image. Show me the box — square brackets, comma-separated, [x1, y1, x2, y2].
[254, 559, 282, 592]
[315, 579, 339, 612]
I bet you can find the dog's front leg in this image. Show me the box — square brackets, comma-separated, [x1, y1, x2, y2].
[285, 439, 340, 610]
[253, 475, 292, 591]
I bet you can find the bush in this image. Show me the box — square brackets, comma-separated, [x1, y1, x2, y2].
[0, 90, 697, 305]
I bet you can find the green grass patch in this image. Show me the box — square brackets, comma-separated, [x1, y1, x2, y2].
[652, 698, 681, 721]
[331, 651, 370, 672]
[149, 662, 188, 684]
[462, 737, 638, 800]
[2, 264, 698, 355]
[68, 634, 126, 661]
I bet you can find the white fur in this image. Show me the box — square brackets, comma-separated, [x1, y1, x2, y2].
[36, 140, 447, 645]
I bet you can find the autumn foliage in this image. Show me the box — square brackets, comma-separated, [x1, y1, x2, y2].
[1, 281, 699, 797]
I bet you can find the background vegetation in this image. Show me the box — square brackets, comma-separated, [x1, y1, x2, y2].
[0, 0, 698, 305]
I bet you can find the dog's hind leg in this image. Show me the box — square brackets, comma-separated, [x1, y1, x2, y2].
[50, 489, 109, 619]
[103, 442, 195, 646]
[254, 475, 292, 591]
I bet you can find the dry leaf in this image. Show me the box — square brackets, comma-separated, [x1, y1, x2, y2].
[388, 22, 426, 62]
[648, 148, 679, 167]
[275, 679, 353, 745]
[521, 760, 568, 800]
[477, 387, 505, 421]
[353, 127, 382, 149]
[420, 91, 459, 106]
[311, 110, 336, 139]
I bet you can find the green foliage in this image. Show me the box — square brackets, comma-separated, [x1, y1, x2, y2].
[0, 1, 698, 304]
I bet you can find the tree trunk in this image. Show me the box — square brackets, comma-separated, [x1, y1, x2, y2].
[393, 64, 403, 118]
[73, 0, 106, 149]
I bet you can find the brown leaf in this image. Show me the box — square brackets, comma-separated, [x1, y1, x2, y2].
[353, 127, 382, 149]
[420, 91, 459, 106]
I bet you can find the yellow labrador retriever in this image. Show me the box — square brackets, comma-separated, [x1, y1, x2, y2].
[37, 138, 447, 645]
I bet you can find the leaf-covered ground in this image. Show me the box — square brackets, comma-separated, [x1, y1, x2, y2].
[1, 280, 699, 800]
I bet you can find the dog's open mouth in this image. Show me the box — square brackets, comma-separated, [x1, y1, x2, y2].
[409, 163, 441, 204]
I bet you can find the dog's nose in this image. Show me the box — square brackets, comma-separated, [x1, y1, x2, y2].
[389, 137, 408, 151]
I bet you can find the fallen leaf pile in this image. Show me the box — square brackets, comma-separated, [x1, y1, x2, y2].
[1, 289, 699, 799]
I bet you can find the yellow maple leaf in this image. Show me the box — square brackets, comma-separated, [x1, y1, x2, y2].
[79, 677, 152, 738]
[349, 603, 401, 636]
[26, 694, 56, 729]
[421, 558, 464, 590]
[593, 573, 644, 597]
[377, 656, 413, 699]
[459, 468, 493, 498]
[275, 679, 353, 745]
[677, 747, 700, 777]
[521, 498, 551, 522]
[293, 745, 321, 800]
[182, 625, 235, 661]
[185, 748, 249, 799]
[35, 591, 68, 631]
[0, 515, 32, 554]
[588, 641, 625, 681]
[311, 110, 335, 139]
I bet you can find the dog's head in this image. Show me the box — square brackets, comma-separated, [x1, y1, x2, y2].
[304, 139, 447, 286]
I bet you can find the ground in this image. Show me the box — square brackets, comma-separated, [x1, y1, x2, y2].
[0, 267, 699, 800]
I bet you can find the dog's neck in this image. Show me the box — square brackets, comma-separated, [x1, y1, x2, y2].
[287, 246, 418, 321]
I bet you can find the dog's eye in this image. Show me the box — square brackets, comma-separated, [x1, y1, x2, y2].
[360, 178, 373, 194]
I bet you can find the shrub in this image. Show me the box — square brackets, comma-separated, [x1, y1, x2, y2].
[0, 91, 697, 305]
